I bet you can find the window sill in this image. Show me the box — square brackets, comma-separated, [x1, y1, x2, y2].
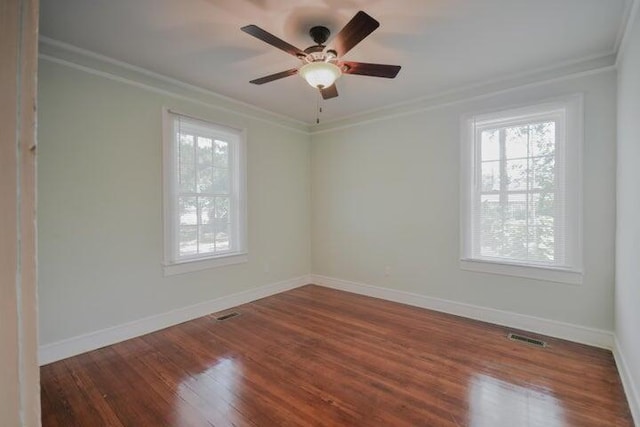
[163, 253, 248, 276]
[460, 258, 583, 285]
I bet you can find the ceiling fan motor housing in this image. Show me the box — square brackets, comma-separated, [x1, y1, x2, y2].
[309, 26, 330, 45]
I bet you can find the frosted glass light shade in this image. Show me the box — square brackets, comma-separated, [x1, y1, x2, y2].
[299, 62, 341, 88]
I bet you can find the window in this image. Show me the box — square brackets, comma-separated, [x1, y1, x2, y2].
[163, 110, 247, 275]
[460, 96, 583, 284]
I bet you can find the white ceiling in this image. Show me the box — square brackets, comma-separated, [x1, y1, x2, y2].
[40, 0, 628, 124]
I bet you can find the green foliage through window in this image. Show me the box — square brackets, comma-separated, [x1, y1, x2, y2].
[478, 122, 556, 263]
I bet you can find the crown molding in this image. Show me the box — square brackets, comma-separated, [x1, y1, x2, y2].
[616, 0, 640, 67]
[38, 36, 311, 135]
[39, 34, 621, 136]
[310, 61, 615, 135]
[312, 50, 615, 133]
[615, 0, 636, 52]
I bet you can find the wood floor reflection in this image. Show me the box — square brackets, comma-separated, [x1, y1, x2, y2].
[40, 285, 633, 426]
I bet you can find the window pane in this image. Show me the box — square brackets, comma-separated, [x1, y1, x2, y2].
[478, 192, 558, 263]
[481, 161, 500, 191]
[215, 197, 230, 221]
[502, 194, 528, 259]
[198, 166, 213, 193]
[531, 155, 555, 190]
[505, 193, 527, 222]
[215, 223, 230, 251]
[480, 194, 530, 261]
[506, 159, 528, 191]
[500, 194, 528, 260]
[198, 197, 214, 225]
[481, 129, 499, 161]
[214, 140, 229, 168]
[480, 194, 501, 257]
[528, 193, 555, 262]
[179, 164, 196, 193]
[502, 223, 528, 260]
[530, 122, 555, 157]
[179, 197, 197, 225]
[213, 168, 230, 193]
[505, 126, 528, 159]
[179, 134, 195, 193]
[197, 137, 213, 166]
[179, 225, 198, 256]
[179, 134, 195, 164]
[199, 225, 215, 253]
[533, 191, 555, 218]
[529, 225, 554, 262]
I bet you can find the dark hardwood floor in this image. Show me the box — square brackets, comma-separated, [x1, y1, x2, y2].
[40, 285, 633, 426]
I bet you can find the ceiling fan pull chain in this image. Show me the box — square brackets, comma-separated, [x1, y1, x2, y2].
[316, 91, 321, 124]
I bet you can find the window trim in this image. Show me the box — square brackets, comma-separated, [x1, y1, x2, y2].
[162, 108, 247, 276]
[459, 95, 584, 284]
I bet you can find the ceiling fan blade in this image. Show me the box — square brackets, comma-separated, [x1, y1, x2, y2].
[320, 84, 338, 100]
[241, 25, 306, 57]
[341, 61, 401, 78]
[332, 11, 380, 57]
[249, 68, 298, 85]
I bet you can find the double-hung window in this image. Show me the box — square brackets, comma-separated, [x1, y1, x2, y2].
[163, 110, 247, 275]
[460, 96, 583, 284]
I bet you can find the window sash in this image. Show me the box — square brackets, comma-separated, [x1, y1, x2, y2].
[163, 110, 246, 266]
[471, 118, 565, 267]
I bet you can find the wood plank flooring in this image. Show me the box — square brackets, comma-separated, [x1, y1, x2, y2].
[40, 285, 633, 426]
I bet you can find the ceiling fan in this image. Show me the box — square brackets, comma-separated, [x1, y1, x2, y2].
[241, 11, 401, 100]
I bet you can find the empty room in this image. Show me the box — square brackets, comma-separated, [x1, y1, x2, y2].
[2, 0, 640, 425]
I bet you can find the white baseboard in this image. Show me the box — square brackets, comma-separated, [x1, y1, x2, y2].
[614, 338, 640, 425]
[39, 274, 311, 365]
[311, 274, 614, 349]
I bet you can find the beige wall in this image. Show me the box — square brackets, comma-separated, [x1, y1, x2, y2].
[616, 4, 640, 422]
[37, 58, 311, 345]
[38, 49, 618, 349]
[311, 70, 617, 331]
[0, 0, 40, 426]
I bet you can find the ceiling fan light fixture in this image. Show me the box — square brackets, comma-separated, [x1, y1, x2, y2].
[299, 61, 341, 89]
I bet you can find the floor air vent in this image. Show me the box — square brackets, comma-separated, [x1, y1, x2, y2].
[215, 312, 240, 321]
[507, 333, 547, 348]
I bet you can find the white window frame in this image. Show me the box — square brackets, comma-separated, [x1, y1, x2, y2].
[162, 109, 247, 276]
[460, 95, 583, 285]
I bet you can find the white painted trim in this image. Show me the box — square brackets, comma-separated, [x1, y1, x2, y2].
[614, 338, 640, 425]
[459, 259, 583, 285]
[616, 0, 640, 68]
[38, 275, 311, 365]
[163, 253, 248, 276]
[311, 274, 613, 349]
